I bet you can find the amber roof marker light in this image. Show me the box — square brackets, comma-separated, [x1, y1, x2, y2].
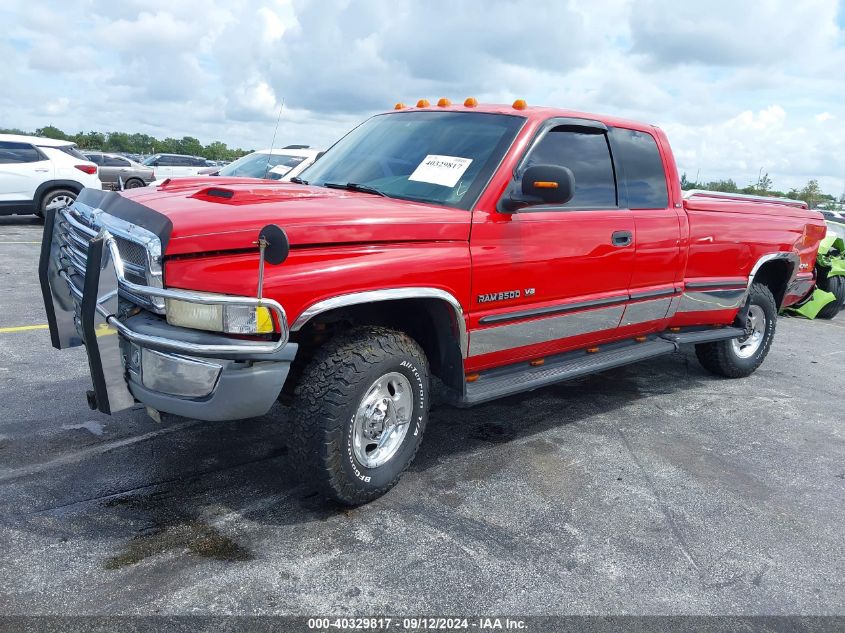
[416, 99, 430, 108]
[437, 97, 451, 107]
[394, 103, 406, 110]
[464, 97, 478, 107]
[512, 99, 527, 110]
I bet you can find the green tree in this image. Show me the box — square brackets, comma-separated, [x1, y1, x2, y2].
[5, 124, 252, 160]
[800, 179, 823, 208]
[204, 140, 229, 160]
[755, 172, 772, 194]
[703, 178, 738, 193]
[35, 125, 68, 140]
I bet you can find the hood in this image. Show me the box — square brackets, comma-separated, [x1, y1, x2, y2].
[120, 178, 471, 256]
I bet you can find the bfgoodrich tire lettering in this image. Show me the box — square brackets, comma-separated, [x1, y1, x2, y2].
[695, 282, 777, 378]
[289, 326, 429, 505]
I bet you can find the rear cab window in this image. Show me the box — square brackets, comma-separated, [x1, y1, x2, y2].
[609, 128, 669, 209]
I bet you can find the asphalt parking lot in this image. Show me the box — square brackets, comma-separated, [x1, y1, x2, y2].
[0, 214, 843, 616]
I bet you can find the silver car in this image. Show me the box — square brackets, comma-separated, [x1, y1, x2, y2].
[82, 152, 155, 190]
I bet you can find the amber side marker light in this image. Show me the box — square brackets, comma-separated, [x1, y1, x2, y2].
[464, 97, 478, 107]
[394, 102, 406, 110]
[635, 336, 647, 343]
[466, 373, 480, 383]
[669, 327, 681, 332]
[437, 97, 451, 107]
[416, 99, 430, 107]
[512, 99, 527, 110]
[533, 181, 559, 189]
[529, 358, 545, 367]
[587, 347, 600, 353]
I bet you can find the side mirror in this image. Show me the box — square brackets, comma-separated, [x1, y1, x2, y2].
[500, 164, 575, 212]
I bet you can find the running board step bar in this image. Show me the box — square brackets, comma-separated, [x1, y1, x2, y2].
[461, 339, 677, 406]
[660, 327, 745, 345]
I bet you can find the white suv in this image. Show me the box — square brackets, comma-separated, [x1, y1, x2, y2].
[0, 134, 102, 218]
[141, 153, 209, 178]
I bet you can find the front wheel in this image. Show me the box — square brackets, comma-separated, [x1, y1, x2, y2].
[289, 326, 430, 505]
[695, 282, 777, 378]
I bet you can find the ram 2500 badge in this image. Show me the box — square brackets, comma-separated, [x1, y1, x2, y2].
[40, 98, 827, 504]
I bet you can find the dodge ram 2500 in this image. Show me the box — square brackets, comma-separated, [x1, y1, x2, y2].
[40, 99, 827, 504]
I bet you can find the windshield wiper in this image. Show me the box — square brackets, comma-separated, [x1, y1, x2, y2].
[290, 176, 308, 184]
[323, 182, 388, 197]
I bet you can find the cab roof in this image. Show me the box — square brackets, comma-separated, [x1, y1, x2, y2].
[386, 100, 659, 133]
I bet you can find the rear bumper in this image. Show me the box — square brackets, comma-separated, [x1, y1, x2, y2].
[38, 205, 294, 421]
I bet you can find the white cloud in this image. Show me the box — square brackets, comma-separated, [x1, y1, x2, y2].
[44, 97, 70, 115]
[0, 0, 843, 194]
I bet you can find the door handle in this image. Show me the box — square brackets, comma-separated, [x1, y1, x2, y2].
[611, 230, 633, 247]
[34, 168, 49, 172]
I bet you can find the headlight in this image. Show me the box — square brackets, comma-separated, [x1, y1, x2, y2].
[165, 298, 274, 334]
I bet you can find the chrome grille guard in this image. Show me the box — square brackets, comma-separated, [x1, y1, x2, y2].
[39, 206, 290, 414]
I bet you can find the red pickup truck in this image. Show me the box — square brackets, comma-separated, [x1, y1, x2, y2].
[40, 99, 826, 504]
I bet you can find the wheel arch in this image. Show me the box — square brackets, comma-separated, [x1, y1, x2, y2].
[290, 289, 467, 392]
[749, 252, 799, 309]
[34, 180, 84, 207]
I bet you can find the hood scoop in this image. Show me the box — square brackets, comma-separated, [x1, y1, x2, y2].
[189, 185, 327, 205]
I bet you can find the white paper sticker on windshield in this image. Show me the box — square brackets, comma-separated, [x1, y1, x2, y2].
[408, 155, 473, 188]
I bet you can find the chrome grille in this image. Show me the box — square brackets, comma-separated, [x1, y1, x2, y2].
[55, 206, 165, 313]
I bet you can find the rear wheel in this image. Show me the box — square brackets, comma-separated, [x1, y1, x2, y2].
[38, 189, 77, 218]
[816, 275, 845, 320]
[288, 326, 429, 505]
[124, 178, 145, 189]
[695, 282, 777, 378]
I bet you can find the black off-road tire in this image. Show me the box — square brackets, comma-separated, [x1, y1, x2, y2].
[816, 275, 845, 320]
[289, 326, 430, 505]
[695, 282, 777, 378]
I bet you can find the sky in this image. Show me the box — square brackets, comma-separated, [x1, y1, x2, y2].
[2, 0, 844, 195]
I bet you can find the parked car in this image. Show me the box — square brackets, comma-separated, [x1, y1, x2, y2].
[82, 151, 155, 190]
[141, 153, 209, 178]
[0, 133, 101, 217]
[207, 146, 321, 181]
[819, 208, 845, 225]
[40, 100, 826, 505]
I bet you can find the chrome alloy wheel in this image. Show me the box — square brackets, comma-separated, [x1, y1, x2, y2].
[45, 193, 75, 210]
[731, 304, 766, 359]
[352, 371, 414, 468]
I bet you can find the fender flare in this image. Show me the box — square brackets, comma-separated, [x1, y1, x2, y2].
[291, 287, 468, 358]
[746, 251, 801, 312]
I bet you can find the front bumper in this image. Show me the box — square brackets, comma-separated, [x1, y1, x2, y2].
[38, 205, 295, 421]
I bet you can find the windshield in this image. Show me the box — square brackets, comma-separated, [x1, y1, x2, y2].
[218, 152, 306, 179]
[142, 155, 159, 166]
[299, 111, 525, 209]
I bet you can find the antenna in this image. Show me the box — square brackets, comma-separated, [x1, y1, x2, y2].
[264, 98, 285, 179]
